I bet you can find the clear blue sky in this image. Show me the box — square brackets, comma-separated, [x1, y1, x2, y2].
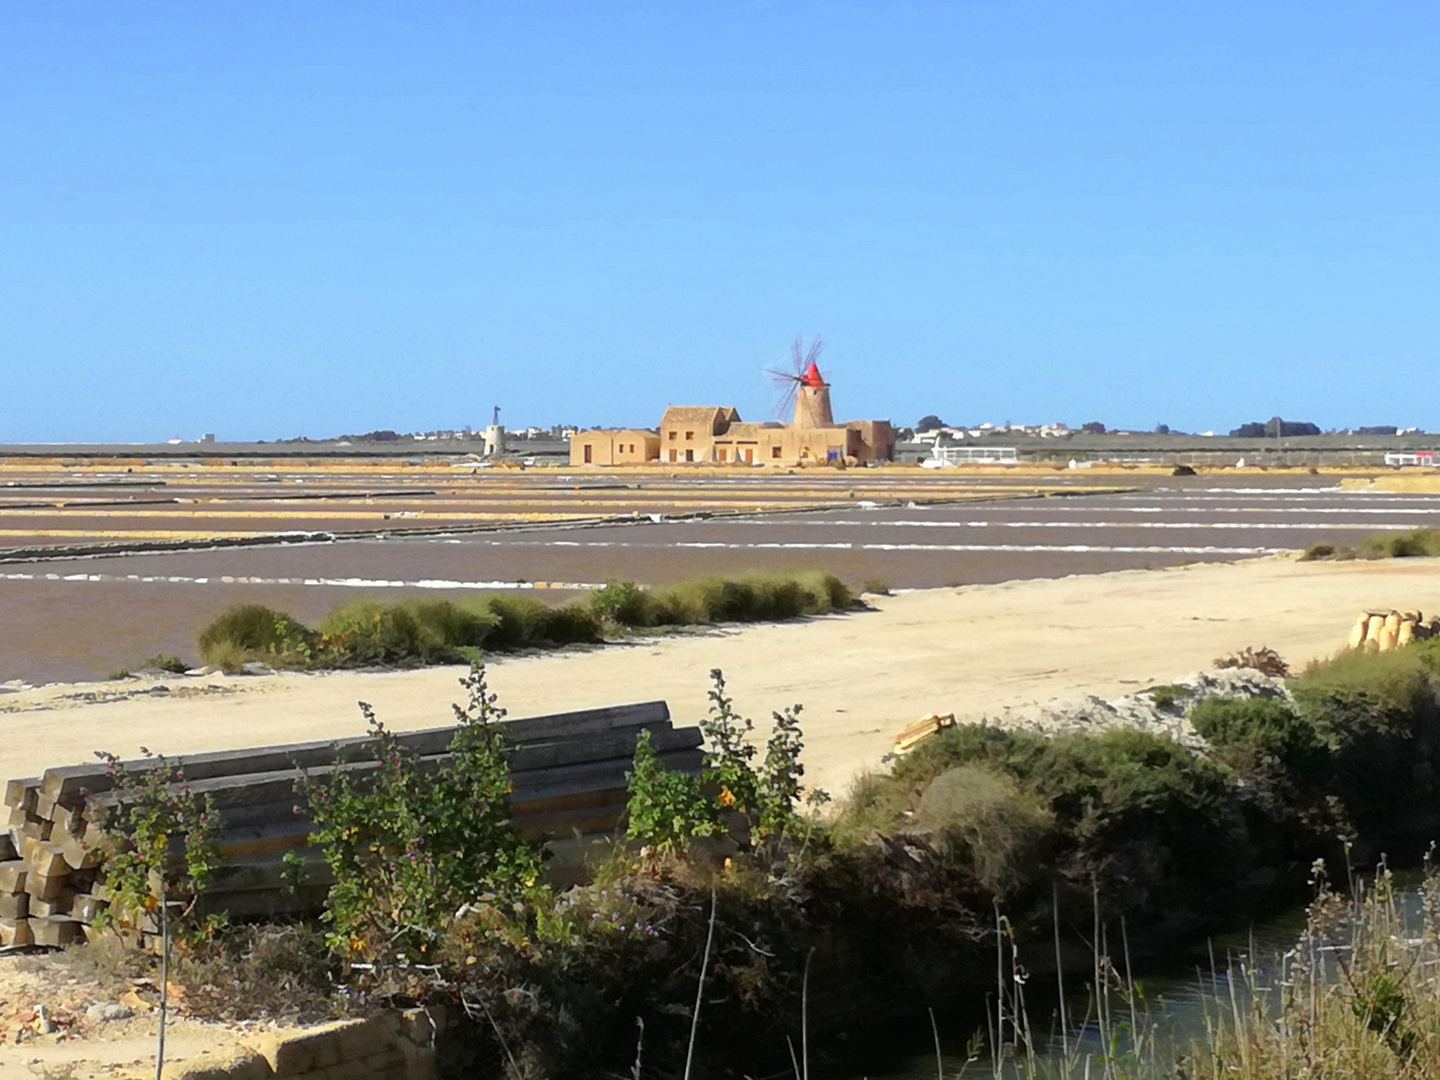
[3, 2, 1438, 441]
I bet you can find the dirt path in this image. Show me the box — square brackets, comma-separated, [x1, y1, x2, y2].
[5, 553, 1438, 798]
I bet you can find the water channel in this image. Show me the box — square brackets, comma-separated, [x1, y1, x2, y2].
[837, 873, 1434, 1080]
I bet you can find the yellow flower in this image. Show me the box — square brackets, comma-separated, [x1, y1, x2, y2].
[718, 788, 736, 808]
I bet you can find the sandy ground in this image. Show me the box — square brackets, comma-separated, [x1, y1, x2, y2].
[6, 552, 1440, 800]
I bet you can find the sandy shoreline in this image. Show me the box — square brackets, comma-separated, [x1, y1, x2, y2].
[5, 553, 1440, 797]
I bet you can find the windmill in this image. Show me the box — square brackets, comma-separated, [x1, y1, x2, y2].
[767, 336, 829, 423]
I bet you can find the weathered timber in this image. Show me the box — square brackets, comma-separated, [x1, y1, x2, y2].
[31, 915, 84, 946]
[39, 700, 672, 804]
[86, 742, 699, 815]
[0, 860, 26, 892]
[3, 778, 38, 811]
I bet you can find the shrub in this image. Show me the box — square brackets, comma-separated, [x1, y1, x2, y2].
[1356, 527, 1440, 559]
[1146, 683, 1194, 711]
[1289, 648, 1440, 826]
[626, 669, 825, 851]
[913, 766, 1055, 897]
[480, 594, 550, 648]
[144, 653, 191, 674]
[591, 579, 656, 627]
[1190, 696, 1325, 783]
[316, 599, 496, 666]
[90, 751, 223, 942]
[299, 664, 541, 960]
[625, 729, 720, 851]
[651, 572, 852, 625]
[197, 604, 315, 668]
[535, 601, 604, 645]
[1300, 541, 1360, 561]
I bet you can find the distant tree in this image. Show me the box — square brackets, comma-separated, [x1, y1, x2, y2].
[1154, 423, 1171, 435]
[1231, 419, 1320, 438]
[1356, 425, 1399, 436]
[1080, 421, 1106, 434]
[915, 414, 947, 433]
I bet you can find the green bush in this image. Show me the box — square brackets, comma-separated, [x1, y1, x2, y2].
[316, 599, 497, 666]
[197, 604, 315, 668]
[1289, 648, 1440, 825]
[1355, 527, 1440, 559]
[480, 594, 550, 648]
[913, 765, 1055, 897]
[650, 571, 852, 625]
[591, 579, 657, 627]
[535, 601, 604, 645]
[144, 653, 191, 674]
[1191, 696, 1321, 764]
[299, 665, 541, 960]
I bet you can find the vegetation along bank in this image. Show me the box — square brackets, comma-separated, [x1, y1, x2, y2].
[189, 569, 856, 672]
[81, 624, 1440, 1078]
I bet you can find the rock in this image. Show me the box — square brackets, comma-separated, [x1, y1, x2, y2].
[239, 662, 275, 676]
[991, 668, 1291, 751]
[33, 1005, 54, 1035]
[86, 1000, 135, 1022]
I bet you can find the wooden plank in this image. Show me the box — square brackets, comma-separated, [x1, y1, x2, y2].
[72, 894, 106, 922]
[24, 872, 66, 901]
[205, 851, 334, 894]
[0, 860, 26, 892]
[85, 738, 701, 815]
[29, 891, 76, 918]
[3, 778, 39, 811]
[196, 884, 331, 920]
[38, 700, 672, 803]
[32, 916, 84, 946]
[514, 803, 629, 840]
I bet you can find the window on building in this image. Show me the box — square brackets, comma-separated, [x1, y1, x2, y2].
[771, 446, 782, 459]
[685, 449, 694, 462]
[685, 431, 694, 440]
[669, 431, 676, 440]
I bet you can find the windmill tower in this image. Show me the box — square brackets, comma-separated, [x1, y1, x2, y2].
[769, 336, 835, 429]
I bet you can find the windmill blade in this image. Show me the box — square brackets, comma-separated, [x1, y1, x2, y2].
[804, 336, 824, 369]
[792, 337, 805, 375]
[773, 379, 799, 420]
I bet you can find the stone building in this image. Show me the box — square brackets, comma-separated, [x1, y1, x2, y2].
[570, 362, 894, 467]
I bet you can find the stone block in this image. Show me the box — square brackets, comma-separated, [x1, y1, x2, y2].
[0, 891, 27, 919]
[332, 1016, 392, 1062]
[361, 1049, 406, 1077]
[247, 1022, 350, 1076]
[0, 917, 33, 947]
[319, 1060, 370, 1080]
[160, 1046, 274, 1080]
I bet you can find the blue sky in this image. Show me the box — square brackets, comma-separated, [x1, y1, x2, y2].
[3, 2, 1438, 441]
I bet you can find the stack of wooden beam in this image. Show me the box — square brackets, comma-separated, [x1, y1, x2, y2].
[1, 699, 701, 948]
